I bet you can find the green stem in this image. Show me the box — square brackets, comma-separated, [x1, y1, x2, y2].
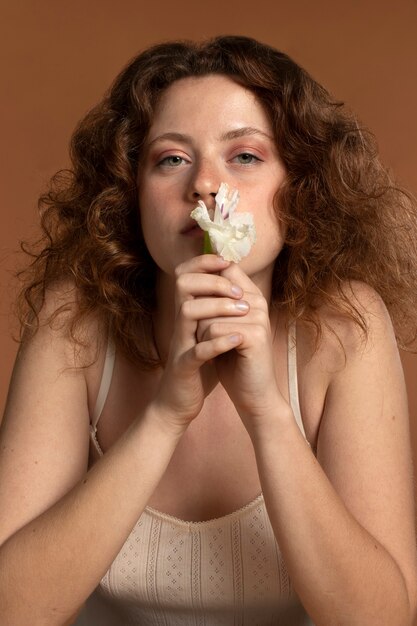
[203, 231, 213, 254]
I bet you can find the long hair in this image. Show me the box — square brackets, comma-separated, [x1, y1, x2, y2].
[17, 35, 417, 366]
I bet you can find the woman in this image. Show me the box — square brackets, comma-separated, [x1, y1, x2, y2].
[0, 36, 416, 625]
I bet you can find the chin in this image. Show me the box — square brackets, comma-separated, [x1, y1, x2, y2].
[240, 250, 278, 272]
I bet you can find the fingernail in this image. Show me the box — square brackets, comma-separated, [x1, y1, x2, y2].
[231, 284, 243, 297]
[229, 334, 241, 344]
[234, 301, 249, 312]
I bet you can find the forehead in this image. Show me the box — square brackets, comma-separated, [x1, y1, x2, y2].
[147, 75, 273, 139]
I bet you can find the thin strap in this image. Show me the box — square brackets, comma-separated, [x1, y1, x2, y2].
[91, 335, 116, 429]
[91, 327, 305, 438]
[287, 321, 306, 438]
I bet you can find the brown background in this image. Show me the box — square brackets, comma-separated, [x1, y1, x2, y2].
[1, 1, 416, 487]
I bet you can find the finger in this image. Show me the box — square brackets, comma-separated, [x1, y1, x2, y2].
[175, 254, 230, 278]
[173, 296, 249, 350]
[187, 333, 243, 365]
[198, 322, 269, 347]
[196, 303, 269, 342]
[220, 263, 263, 295]
[180, 297, 249, 322]
[176, 272, 244, 304]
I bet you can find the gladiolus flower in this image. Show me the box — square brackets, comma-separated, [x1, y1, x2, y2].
[190, 182, 256, 262]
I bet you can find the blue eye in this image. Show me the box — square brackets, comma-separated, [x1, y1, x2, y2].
[233, 153, 261, 165]
[157, 155, 186, 167]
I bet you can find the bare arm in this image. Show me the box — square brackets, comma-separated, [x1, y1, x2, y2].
[0, 258, 244, 626]
[0, 312, 183, 625]
[196, 262, 417, 624]
[251, 285, 417, 625]
[190, 261, 417, 624]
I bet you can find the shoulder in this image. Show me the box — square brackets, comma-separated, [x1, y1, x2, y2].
[326, 280, 393, 337]
[311, 280, 407, 448]
[307, 284, 417, 611]
[18, 281, 109, 412]
[300, 280, 397, 372]
[293, 280, 399, 444]
[22, 280, 106, 365]
[0, 286, 107, 545]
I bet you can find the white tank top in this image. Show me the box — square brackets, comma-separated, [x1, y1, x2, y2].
[75, 321, 314, 625]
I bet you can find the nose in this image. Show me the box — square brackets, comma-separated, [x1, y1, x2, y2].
[188, 159, 220, 210]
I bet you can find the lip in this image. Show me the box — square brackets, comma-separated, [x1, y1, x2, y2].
[181, 223, 204, 237]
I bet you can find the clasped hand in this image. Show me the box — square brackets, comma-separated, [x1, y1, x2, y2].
[153, 255, 291, 437]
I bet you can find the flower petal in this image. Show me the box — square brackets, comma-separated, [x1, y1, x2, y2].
[190, 182, 256, 262]
[190, 202, 213, 231]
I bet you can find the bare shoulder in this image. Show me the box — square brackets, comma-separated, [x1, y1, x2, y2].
[296, 279, 409, 448]
[0, 282, 106, 546]
[292, 280, 401, 449]
[18, 281, 108, 409]
[22, 281, 105, 360]
[311, 278, 409, 455]
[299, 279, 397, 370]
[330, 279, 394, 343]
[298, 281, 417, 606]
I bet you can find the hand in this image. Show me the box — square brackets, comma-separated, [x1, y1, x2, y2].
[152, 255, 250, 434]
[196, 263, 292, 436]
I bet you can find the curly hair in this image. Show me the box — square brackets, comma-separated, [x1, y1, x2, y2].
[16, 35, 417, 367]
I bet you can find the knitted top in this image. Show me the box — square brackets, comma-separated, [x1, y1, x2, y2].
[75, 322, 313, 626]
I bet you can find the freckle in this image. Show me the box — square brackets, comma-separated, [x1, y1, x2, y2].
[83, 479, 88, 484]
[34, 461, 38, 464]
[392, 415, 396, 421]
[374, 544, 378, 550]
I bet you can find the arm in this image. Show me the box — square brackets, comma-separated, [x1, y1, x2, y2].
[252, 284, 417, 625]
[0, 260, 245, 626]
[0, 311, 184, 626]
[200, 267, 417, 625]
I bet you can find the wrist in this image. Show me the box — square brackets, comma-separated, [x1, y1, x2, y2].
[140, 401, 189, 443]
[243, 404, 296, 447]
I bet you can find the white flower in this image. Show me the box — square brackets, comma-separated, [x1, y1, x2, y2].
[190, 182, 256, 262]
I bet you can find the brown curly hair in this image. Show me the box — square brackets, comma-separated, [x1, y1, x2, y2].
[17, 35, 417, 367]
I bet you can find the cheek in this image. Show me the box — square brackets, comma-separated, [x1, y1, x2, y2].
[254, 199, 285, 259]
[137, 186, 180, 273]
[138, 186, 169, 234]
[257, 223, 284, 260]
[249, 186, 281, 232]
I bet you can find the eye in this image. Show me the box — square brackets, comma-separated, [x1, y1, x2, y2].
[157, 155, 187, 167]
[232, 153, 262, 165]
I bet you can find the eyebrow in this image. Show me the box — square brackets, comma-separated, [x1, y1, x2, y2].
[147, 126, 273, 147]
[219, 127, 273, 142]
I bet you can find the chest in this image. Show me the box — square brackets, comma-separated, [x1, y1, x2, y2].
[95, 495, 311, 625]
[87, 324, 329, 523]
